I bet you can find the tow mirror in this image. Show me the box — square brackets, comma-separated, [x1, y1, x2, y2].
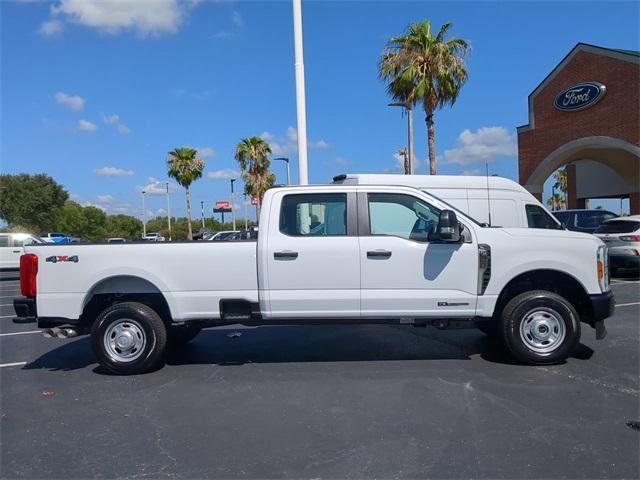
[436, 210, 461, 242]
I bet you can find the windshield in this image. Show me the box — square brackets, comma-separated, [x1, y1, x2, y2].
[421, 190, 483, 226]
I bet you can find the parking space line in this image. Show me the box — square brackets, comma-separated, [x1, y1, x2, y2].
[611, 280, 640, 284]
[0, 315, 16, 319]
[616, 302, 640, 307]
[0, 362, 27, 368]
[0, 304, 15, 307]
[0, 331, 40, 337]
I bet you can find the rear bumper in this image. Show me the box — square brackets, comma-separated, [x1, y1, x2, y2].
[13, 297, 37, 324]
[609, 255, 640, 270]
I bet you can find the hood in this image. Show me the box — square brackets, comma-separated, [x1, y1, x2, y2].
[501, 228, 603, 243]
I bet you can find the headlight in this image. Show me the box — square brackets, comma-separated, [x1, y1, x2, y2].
[597, 244, 609, 292]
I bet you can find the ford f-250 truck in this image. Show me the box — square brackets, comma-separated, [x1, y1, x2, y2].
[14, 184, 615, 374]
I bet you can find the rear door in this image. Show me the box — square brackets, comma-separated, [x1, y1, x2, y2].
[358, 190, 478, 318]
[263, 190, 360, 318]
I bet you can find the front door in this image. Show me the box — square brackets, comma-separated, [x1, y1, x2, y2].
[359, 192, 478, 318]
[264, 191, 360, 318]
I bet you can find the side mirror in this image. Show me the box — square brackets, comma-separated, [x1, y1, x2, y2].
[436, 210, 461, 242]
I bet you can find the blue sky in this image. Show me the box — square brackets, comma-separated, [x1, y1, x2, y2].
[1, 0, 639, 220]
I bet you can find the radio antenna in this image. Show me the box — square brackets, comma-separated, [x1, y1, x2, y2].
[485, 160, 492, 227]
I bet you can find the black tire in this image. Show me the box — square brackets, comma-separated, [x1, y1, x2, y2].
[501, 290, 581, 365]
[91, 302, 167, 375]
[167, 325, 202, 348]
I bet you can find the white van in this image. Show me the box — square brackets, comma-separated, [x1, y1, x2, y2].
[332, 174, 561, 229]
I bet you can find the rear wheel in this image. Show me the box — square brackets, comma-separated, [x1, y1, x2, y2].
[501, 290, 580, 365]
[91, 302, 167, 375]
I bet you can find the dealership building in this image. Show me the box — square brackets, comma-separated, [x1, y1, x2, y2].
[517, 43, 640, 214]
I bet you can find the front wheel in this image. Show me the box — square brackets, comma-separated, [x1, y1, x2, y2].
[91, 302, 167, 375]
[501, 290, 580, 365]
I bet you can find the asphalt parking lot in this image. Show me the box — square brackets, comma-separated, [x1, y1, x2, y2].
[1, 277, 638, 479]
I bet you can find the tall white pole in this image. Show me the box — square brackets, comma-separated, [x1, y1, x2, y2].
[141, 191, 147, 238]
[165, 182, 172, 241]
[292, 0, 308, 185]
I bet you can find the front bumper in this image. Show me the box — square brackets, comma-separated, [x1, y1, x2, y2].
[588, 290, 615, 340]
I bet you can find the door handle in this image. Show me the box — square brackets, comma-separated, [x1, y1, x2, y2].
[367, 250, 392, 259]
[12, 250, 21, 253]
[274, 251, 298, 259]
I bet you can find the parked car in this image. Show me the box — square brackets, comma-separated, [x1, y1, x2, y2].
[594, 215, 640, 275]
[224, 230, 258, 241]
[142, 232, 165, 242]
[41, 232, 69, 244]
[14, 183, 614, 374]
[0, 233, 43, 270]
[208, 230, 238, 241]
[553, 209, 618, 234]
[333, 174, 562, 229]
[107, 238, 126, 244]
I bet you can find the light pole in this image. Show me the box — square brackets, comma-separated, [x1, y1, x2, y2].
[165, 181, 172, 241]
[141, 190, 147, 237]
[274, 157, 291, 185]
[243, 193, 248, 230]
[388, 101, 414, 174]
[230, 178, 237, 231]
[200, 201, 205, 229]
[292, 0, 308, 185]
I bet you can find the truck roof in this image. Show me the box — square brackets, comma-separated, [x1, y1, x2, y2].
[331, 173, 530, 194]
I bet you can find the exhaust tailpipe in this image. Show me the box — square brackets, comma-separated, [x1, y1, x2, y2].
[43, 328, 55, 338]
[63, 328, 78, 338]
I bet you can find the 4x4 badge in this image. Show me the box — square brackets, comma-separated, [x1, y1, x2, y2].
[46, 255, 79, 263]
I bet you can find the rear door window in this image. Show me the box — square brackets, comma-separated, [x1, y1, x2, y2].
[280, 193, 348, 236]
[0, 235, 9, 247]
[576, 211, 617, 229]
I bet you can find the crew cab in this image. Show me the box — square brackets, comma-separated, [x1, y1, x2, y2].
[14, 184, 614, 374]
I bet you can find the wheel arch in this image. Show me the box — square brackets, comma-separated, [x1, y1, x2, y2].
[81, 275, 173, 326]
[494, 269, 593, 321]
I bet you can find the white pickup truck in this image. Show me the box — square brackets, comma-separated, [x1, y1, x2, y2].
[14, 184, 614, 374]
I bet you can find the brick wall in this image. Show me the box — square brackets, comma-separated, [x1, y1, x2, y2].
[518, 50, 640, 185]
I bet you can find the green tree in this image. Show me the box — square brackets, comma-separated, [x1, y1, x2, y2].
[0, 173, 68, 233]
[167, 147, 205, 240]
[57, 202, 107, 242]
[546, 193, 565, 211]
[379, 20, 469, 175]
[234, 136, 275, 219]
[104, 214, 143, 240]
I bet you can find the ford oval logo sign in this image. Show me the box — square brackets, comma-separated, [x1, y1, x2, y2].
[554, 82, 606, 111]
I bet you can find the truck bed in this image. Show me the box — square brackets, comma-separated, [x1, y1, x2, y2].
[25, 241, 259, 321]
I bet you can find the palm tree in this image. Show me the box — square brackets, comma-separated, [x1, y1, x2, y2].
[553, 167, 568, 207]
[379, 20, 469, 175]
[546, 193, 565, 211]
[167, 147, 204, 240]
[234, 136, 275, 220]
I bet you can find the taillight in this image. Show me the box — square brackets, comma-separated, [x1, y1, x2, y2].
[20, 254, 38, 298]
[619, 235, 640, 242]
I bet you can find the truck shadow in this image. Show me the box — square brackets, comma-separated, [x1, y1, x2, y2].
[23, 324, 594, 373]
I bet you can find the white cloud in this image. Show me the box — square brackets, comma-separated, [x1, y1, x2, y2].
[207, 169, 240, 180]
[195, 146, 216, 158]
[48, 0, 190, 36]
[78, 119, 97, 132]
[54, 91, 85, 111]
[260, 127, 329, 157]
[139, 179, 179, 194]
[96, 194, 115, 203]
[461, 169, 482, 176]
[231, 10, 243, 27]
[39, 19, 63, 36]
[93, 166, 134, 177]
[102, 113, 131, 134]
[441, 127, 517, 166]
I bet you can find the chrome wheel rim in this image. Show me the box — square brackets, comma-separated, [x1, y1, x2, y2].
[519, 307, 566, 354]
[104, 319, 146, 363]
